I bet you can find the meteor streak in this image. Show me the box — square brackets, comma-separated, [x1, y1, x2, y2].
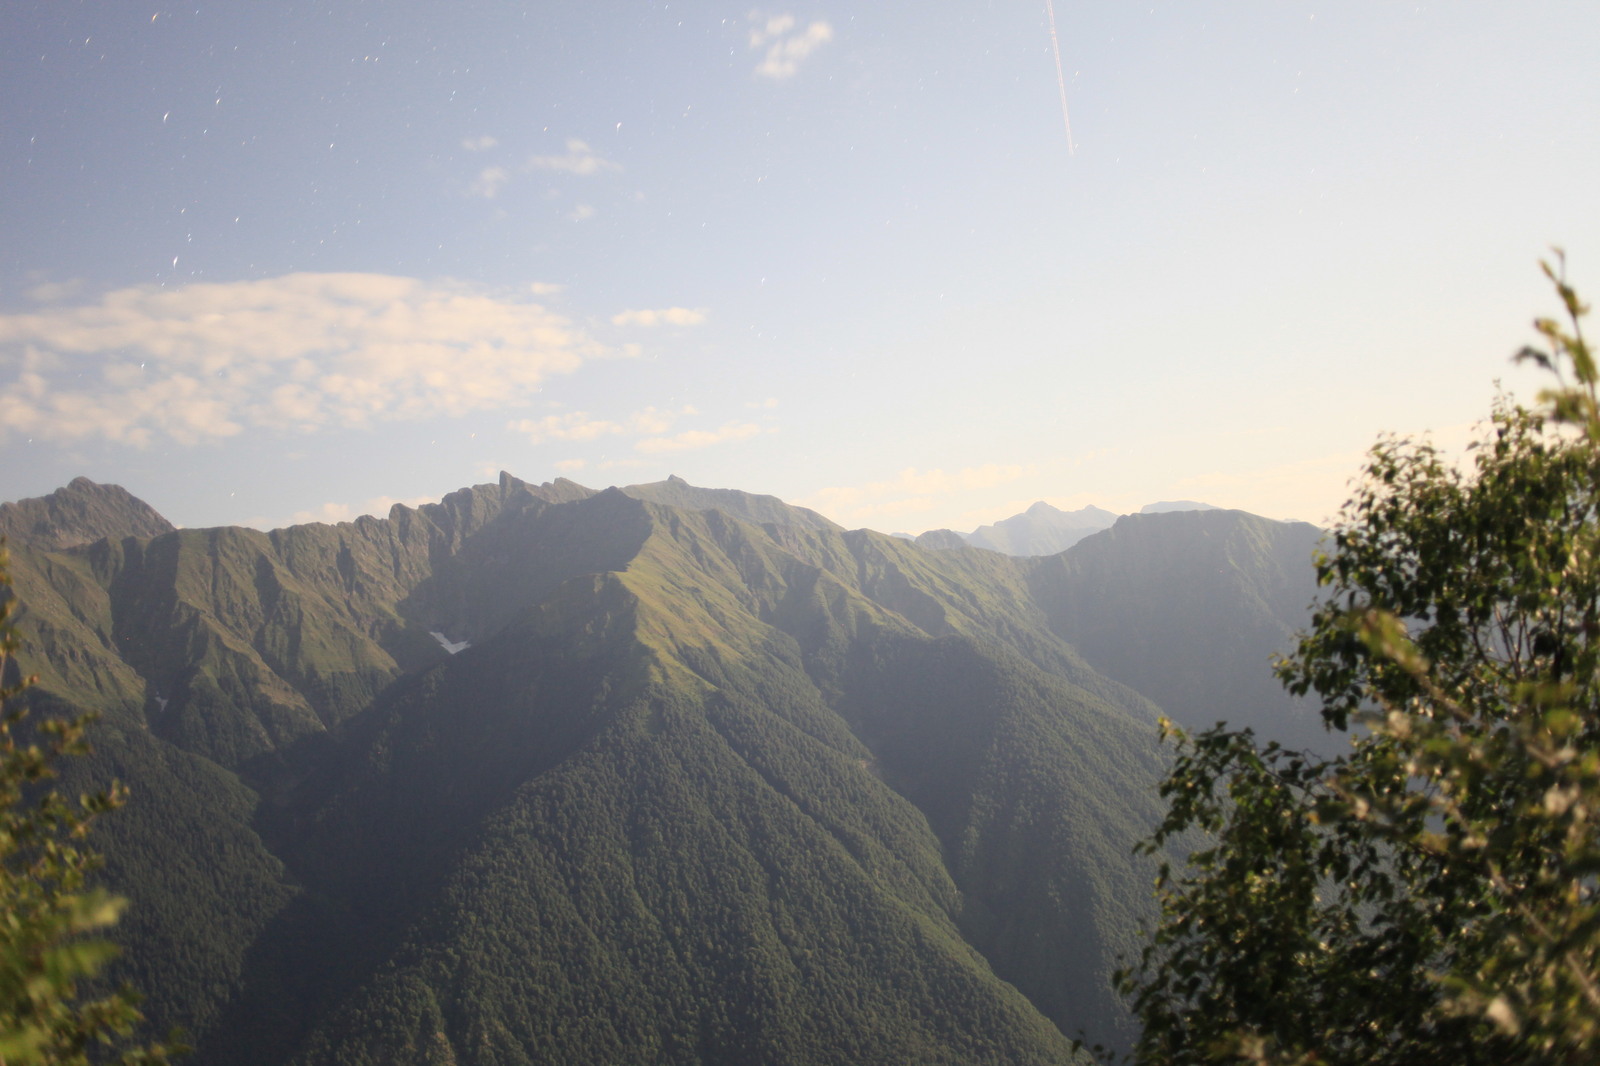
[1044, 0, 1076, 154]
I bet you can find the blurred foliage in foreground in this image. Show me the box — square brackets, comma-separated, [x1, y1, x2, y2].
[0, 545, 179, 1066]
[1119, 256, 1600, 1066]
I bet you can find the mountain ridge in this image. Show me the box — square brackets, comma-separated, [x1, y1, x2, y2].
[0, 476, 175, 550]
[903, 498, 1231, 557]
[0, 474, 1325, 1064]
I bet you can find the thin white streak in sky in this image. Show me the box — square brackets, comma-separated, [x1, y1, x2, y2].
[1044, 0, 1076, 154]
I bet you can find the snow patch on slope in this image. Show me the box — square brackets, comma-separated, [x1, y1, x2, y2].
[430, 631, 470, 655]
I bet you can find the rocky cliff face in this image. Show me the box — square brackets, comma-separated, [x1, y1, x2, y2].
[0, 476, 175, 550]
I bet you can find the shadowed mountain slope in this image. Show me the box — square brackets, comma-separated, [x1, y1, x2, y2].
[1030, 508, 1328, 750]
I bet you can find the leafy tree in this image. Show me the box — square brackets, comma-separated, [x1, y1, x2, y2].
[0, 544, 179, 1065]
[1119, 258, 1600, 1066]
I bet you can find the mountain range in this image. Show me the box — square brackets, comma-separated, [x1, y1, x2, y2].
[0, 474, 1325, 1065]
[901, 499, 1222, 558]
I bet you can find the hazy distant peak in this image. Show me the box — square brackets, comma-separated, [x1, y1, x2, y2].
[0, 477, 175, 550]
[1140, 500, 1220, 514]
[1007, 501, 1119, 524]
[912, 528, 968, 551]
[962, 501, 1121, 556]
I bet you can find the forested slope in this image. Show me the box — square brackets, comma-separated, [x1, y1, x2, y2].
[1029, 509, 1326, 750]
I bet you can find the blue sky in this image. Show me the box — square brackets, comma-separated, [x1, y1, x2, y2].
[3, 1, 1597, 533]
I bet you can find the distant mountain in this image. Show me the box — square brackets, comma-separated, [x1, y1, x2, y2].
[911, 500, 1236, 558]
[909, 502, 1119, 557]
[908, 528, 967, 550]
[1139, 500, 1219, 514]
[0, 476, 175, 549]
[1029, 509, 1328, 751]
[622, 474, 840, 532]
[1, 473, 1330, 1064]
[965, 501, 1119, 556]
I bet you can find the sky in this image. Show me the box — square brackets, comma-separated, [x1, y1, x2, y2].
[2, 1, 1598, 535]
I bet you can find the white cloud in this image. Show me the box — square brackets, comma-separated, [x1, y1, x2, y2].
[748, 11, 833, 80]
[293, 502, 358, 525]
[527, 139, 620, 176]
[468, 166, 511, 198]
[570, 203, 597, 222]
[635, 421, 762, 454]
[528, 281, 565, 296]
[611, 307, 707, 327]
[461, 135, 498, 151]
[0, 273, 612, 446]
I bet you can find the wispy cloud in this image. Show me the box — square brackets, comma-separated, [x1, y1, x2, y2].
[508, 405, 694, 445]
[0, 273, 612, 446]
[1170, 447, 1379, 526]
[468, 165, 511, 198]
[244, 492, 440, 531]
[26, 280, 83, 303]
[510, 412, 625, 444]
[635, 421, 762, 454]
[611, 307, 707, 327]
[463, 138, 618, 199]
[800, 464, 1031, 527]
[511, 405, 758, 454]
[569, 203, 597, 222]
[748, 11, 833, 80]
[528, 139, 620, 176]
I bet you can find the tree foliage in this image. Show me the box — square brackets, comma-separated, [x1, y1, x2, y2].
[1120, 257, 1600, 1065]
[0, 544, 178, 1066]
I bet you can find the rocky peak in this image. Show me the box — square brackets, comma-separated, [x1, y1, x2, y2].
[0, 477, 175, 551]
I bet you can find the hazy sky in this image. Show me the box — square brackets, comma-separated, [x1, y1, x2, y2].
[3, 2, 1597, 533]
